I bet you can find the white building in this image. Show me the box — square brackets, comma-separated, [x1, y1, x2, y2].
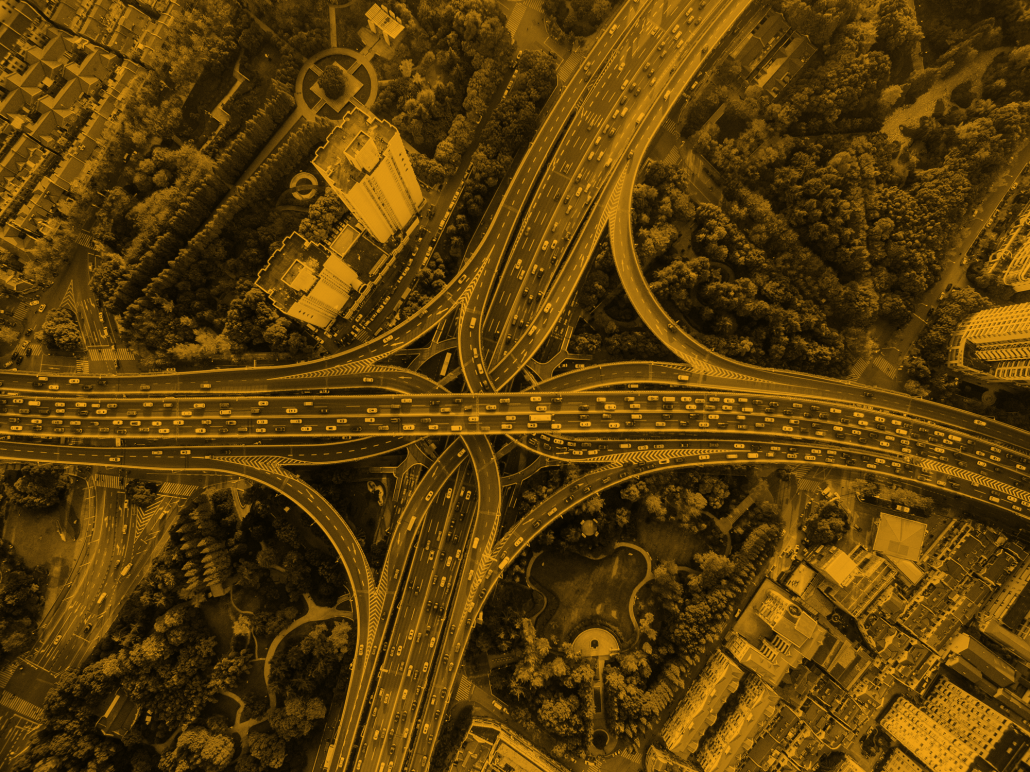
[313, 104, 423, 245]
[881, 698, 978, 772]
[948, 303, 1030, 384]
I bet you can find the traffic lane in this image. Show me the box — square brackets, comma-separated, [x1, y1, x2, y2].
[358, 474, 481, 770]
[486, 6, 735, 379]
[2, 397, 1027, 492]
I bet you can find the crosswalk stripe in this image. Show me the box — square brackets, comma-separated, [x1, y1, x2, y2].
[87, 347, 115, 362]
[158, 482, 195, 498]
[848, 357, 869, 380]
[93, 474, 121, 489]
[505, 4, 524, 33]
[873, 354, 897, 379]
[557, 52, 583, 83]
[0, 691, 43, 721]
[0, 662, 16, 689]
[75, 358, 89, 373]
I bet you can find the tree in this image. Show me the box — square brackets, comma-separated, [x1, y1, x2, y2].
[0, 539, 45, 661]
[5, 464, 70, 510]
[806, 502, 849, 545]
[126, 479, 160, 509]
[318, 63, 347, 99]
[208, 649, 251, 692]
[41, 306, 81, 350]
[247, 732, 286, 769]
[158, 725, 234, 772]
[876, 0, 923, 53]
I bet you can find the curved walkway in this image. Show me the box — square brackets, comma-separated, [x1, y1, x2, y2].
[524, 541, 652, 648]
[261, 592, 354, 710]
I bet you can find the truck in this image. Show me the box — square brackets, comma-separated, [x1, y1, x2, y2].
[636, 113, 644, 124]
[120, 563, 132, 577]
[97, 593, 107, 605]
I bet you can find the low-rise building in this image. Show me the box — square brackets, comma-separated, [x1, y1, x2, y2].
[947, 633, 1017, 690]
[881, 697, 982, 772]
[693, 674, 779, 772]
[662, 649, 744, 757]
[445, 719, 569, 772]
[924, 679, 1030, 772]
[808, 544, 897, 618]
[874, 514, 927, 563]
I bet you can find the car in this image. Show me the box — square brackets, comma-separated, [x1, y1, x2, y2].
[38, 304, 45, 313]
[27, 299, 38, 306]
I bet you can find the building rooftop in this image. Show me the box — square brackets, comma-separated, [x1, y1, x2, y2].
[663, 649, 744, 755]
[313, 104, 396, 196]
[875, 514, 927, 562]
[757, 586, 824, 650]
[255, 232, 362, 329]
[365, 3, 403, 39]
[810, 545, 858, 587]
[883, 749, 931, 772]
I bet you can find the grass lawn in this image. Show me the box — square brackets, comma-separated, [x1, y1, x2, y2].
[530, 546, 647, 645]
[200, 595, 235, 658]
[635, 519, 702, 567]
[231, 585, 264, 614]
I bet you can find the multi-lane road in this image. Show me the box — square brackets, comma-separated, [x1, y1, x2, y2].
[5, 0, 1030, 770]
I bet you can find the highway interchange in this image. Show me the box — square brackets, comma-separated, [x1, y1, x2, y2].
[4, 0, 1030, 770]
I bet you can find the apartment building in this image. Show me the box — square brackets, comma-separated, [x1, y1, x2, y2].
[949, 303, 1030, 384]
[313, 103, 424, 245]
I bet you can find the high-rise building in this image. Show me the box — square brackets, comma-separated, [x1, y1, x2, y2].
[882, 749, 931, 772]
[255, 232, 364, 329]
[313, 103, 424, 245]
[948, 303, 1030, 384]
[985, 199, 1030, 291]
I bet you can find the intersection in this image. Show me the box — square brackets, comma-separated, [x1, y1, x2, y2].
[2, 0, 1028, 770]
